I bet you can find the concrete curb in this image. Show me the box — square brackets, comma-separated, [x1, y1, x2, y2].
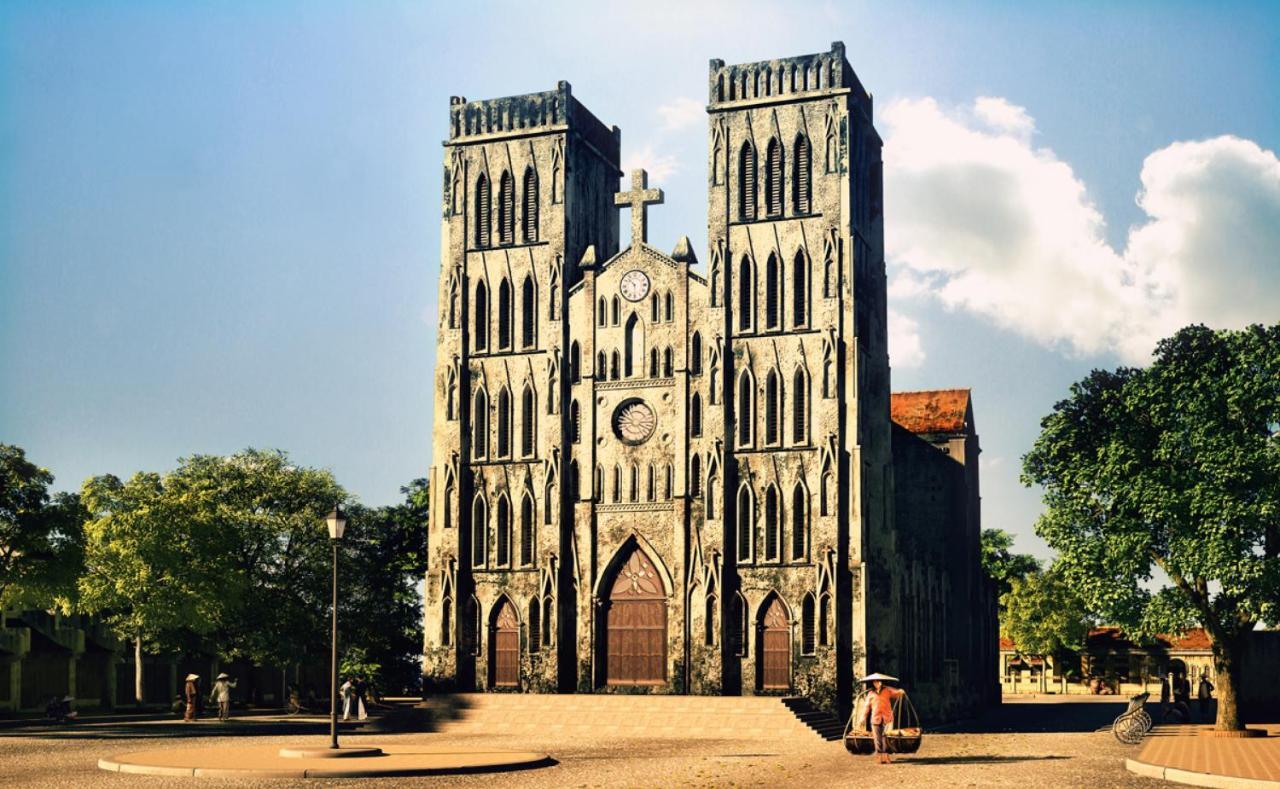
[98, 747, 556, 779]
[1125, 758, 1280, 789]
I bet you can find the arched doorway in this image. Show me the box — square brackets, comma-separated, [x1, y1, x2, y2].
[603, 544, 667, 685]
[490, 598, 520, 688]
[759, 595, 791, 691]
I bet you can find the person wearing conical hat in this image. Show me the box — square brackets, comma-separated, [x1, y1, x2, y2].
[183, 674, 200, 722]
[209, 672, 238, 722]
[860, 673, 906, 764]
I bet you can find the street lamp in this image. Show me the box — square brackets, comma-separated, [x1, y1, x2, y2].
[325, 503, 346, 750]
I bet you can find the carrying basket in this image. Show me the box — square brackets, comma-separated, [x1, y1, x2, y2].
[844, 689, 923, 755]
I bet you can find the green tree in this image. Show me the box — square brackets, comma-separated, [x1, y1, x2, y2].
[980, 528, 1041, 612]
[1001, 566, 1091, 691]
[1023, 324, 1280, 730]
[80, 470, 229, 703]
[0, 444, 85, 612]
[339, 479, 427, 695]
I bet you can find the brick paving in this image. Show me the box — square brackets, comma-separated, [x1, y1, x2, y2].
[1132, 724, 1280, 784]
[0, 703, 1165, 788]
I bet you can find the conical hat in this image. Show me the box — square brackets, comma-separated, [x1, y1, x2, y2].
[859, 672, 899, 683]
[185, 673, 199, 681]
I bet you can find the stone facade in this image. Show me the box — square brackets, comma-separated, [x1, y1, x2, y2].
[423, 42, 994, 720]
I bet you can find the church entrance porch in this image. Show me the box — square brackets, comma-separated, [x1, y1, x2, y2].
[759, 596, 792, 691]
[602, 544, 667, 686]
[490, 599, 519, 688]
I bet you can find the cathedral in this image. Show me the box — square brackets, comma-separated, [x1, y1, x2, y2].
[423, 42, 997, 720]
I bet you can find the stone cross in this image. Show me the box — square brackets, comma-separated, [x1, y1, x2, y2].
[614, 168, 664, 247]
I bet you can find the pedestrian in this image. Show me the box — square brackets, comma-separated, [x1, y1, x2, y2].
[1171, 672, 1192, 723]
[1159, 674, 1170, 720]
[1197, 674, 1215, 722]
[860, 673, 907, 765]
[354, 676, 369, 721]
[183, 674, 200, 722]
[208, 672, 237, 722]
[340, 677, 356, 721]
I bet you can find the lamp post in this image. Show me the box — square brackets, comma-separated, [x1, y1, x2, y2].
[325, 503, 347, 750]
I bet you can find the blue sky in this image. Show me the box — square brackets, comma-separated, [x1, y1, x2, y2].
[2, 1, 1278, 561]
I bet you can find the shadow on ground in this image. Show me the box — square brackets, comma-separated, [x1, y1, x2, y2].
[901, 755, 1070, 765]
[940, 701, 1135, 734]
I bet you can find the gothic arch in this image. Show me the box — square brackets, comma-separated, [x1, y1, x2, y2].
[739, 141, 757, 221]
[737, 368, 755, 448]
[765, 137, 783, 217]
[592, 533, 676, 600]
[521, 275, 536, 348]
[522, 165, 538, 242]
[474, 280, 489, 352]
[624, 312, 642, 377]
[497, 170, 514, 245]
[738, 254, 755, 332]
[475, 172, 491, 247]
[488, 593, 521, 688]
[497, 277, 512, 349]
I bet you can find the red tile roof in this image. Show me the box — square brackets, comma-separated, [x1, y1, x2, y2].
[890, 389, 971, 434]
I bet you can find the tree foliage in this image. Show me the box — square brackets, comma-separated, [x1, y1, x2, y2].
[0, 444, 85, 611]
[1000, 566, 1090, 657]
[979, 528, 1041, 612]
[1022, 324, 1280, 729]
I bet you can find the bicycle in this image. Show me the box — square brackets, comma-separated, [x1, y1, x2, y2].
[1112, 692, 1153, 744]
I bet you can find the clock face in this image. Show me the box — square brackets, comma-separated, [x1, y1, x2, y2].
[619, 270, 650, 302]
[613, 399, 657, 444]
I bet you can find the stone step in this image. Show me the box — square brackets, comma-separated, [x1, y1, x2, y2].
[435, 693, 823, 741]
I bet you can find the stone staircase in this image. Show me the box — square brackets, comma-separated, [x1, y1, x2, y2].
[432, 693, 844, 742]
[781, 696, 846, 741]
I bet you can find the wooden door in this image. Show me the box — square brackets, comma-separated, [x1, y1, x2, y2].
[606, 547, 667, 685]
[492, 600, 519, 687]
[761, 597, 791, 690]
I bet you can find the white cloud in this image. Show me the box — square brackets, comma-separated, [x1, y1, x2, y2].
[657, 97, 704, 132]
[888, 308, 926, 369]
[621, 143, 681, 183]
[882, 97, 1280, 363]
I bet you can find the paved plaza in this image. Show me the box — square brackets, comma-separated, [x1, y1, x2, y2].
[0, 700, 1170, 788]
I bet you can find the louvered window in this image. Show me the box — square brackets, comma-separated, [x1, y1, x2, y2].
[794, 134, 811, 213]
[475, 174, 491, 247]
[802, 595, 816, 654]
[764, 486, 779, 561]
[793, 368, 808, 444]
[765, 370, 780, 445]
[496, 496, 511, 566]
[792, 483, 807, 559]
[498, 171, 514, 245]
[765, 253, 780, 329]
[739, 142, 757, 221]
[520, 494, 535, 566]
[521, 276, 536, 348]
[793, 250, 807, 327]
[521, 386, 536, 456]
[766, 138, 783, 217]
[523, 167, 538, 242]
[497, 279, 512, 349]
[496, 388, 511, 457]
[691, 393, 702, 437]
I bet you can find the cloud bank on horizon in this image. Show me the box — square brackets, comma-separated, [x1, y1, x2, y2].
[882, 96, 1280, 366]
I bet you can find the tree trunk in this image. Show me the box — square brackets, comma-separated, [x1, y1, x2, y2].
[1212, 635, 1245, 731]
[134, 637, 144, 706]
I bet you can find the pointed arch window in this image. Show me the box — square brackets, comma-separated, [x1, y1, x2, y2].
[765, 137, 783, 217]
[611, 296, 620, 326]
[739, 141, 757, 221]
[690, 332, 703, 375]
[663, 347, 673, 378]
[472, 388, 488, 459]
[664, 464, 673, 499]
[690, 454, 702, 498]
[765, 253, 781, 329]
[597, 351, 607, 379]
[707, 475, 719, 519]
[649, 348, 659, 378]
[737, 370, 755, 448]
[441, 596, 453, 646]
[497, 278, 512, 350]
[498, 170, 514, 245]
[474, 281, 489, 352]
[544, 478, 556, 524]
[738, 255, 754, 332]
[765, 369, 781, 445]
[705, 593, 718, 646]
[495, 495, 511, 567]
[522, 166, 538, 242]
[624, 313, 640, 377]
[819, 593, 831, 646]
[650, 293, 660, 322]
[664, 291, 674, 322]
[647, 464, 656, 501]
[821, 471, 834, 517]
[521, 276, 536, 348]
[542, 595, 554, 646]
[445, 368, 457, 420]
[471, 494, 487, 566]
[691, 392, 703, 437]
[610, 351, 620, 380]
[520, 492, 535, 566]
[733, 592, 749, 657]
[496, 387, 512, 458]
[597, 297, 607, 327]
[801, 594, 816, 654]
[792, 367, 809, 444]
[793, 134, 811, 214]
[792, 250, 808, 327]
[629, 464, 639, 502]
[443, 477, 455, 530]
[569, 342, 581, 383]
[570, 399, 581, 444]
[764, 484, 780, 561]
[528, 596, 541, 652]
[521, 384, 536, 457]
[791, 482, 807, 559]
[447, 274, 460, 329]
[737, 484, 754, 562]
[594, 464, 603, 502]
[475, 173, 491, 247]
[612, 464, 622, 503]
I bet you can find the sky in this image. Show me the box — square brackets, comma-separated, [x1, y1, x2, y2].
[2, 1, 1278, 562]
